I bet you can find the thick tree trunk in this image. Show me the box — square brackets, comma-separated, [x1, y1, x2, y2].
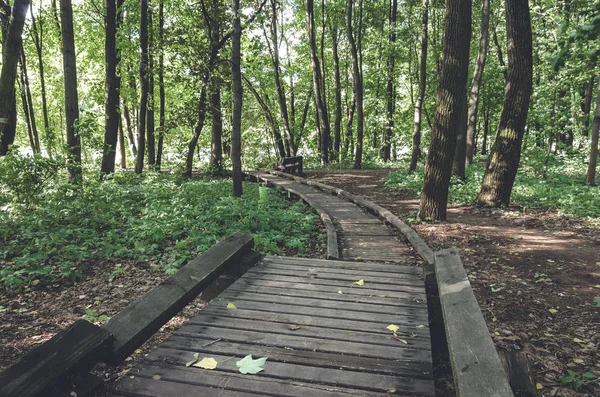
[146, 1, 156, 167]
[135, 0, 149, 174]
[452, 94, 468, 179]
[156, 0, 165, 169]
[465, 0, 490, 164]
[306, 0, 329, 166]
[347, 0, 363, 169]
[60, 0, 82, 184]
[418, 0, 472, 221]
[331, 24, 342, 161]
[231, 0, 243, 197]
[383, 0, 399, 162]
[101, 0, 119, 176]
[409, 0, 428, 171]
[0, 0, 29, 152]
[585, 76, 600, 186]
[476, 0, 533, 206]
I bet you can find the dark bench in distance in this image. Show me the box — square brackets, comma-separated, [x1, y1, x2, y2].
[280, 156, 303, 174]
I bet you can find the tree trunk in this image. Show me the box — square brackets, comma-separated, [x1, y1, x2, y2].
[123, 100, 137, 156]
[482, 100, 489, 154]
[418, 0, 472, 221]
[31, 9, 52, 154]
[476, 0, 533, 206]
[409, 0, 428, 171]
[18, 64, 36, 152]
[135, 0, 149, 174]
[19, 47, 40, 153]
[331, 24, 342, 162]
[383, 0, 399, 163]
[231, 0, 243, 197]
[306, 0, 329, 166]
[465, 0, 490, 164]
[0, 0, 29, 153]
[146, 0, 156, 167]
[156, 0, 165, 169]
[101, 0, 119, 176]
[452, 94, 468, 179]
[347, 0, 363, 169]
[582, 71, 595, 137]
[585, 76, 600, 186]
[118, 114, 126, 168]
[60, 0, 82, 184]
[492, 24, 507, 82]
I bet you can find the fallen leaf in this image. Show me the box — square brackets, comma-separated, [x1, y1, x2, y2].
[387, 387, 397, 396]
[227, 303, 237, 309]
[386, 324, 400, 333]
[536, 383, 543, 390]
[547, 259, 555, 263]
[494, 331, 500, 336]
[186, 352, 200, 367]
[288, 324, 301, 330]
[594, 285, 600, 289]
[416, 325, 425, 328]
[573, 338, 585, 344]
[573, 358, 584, 364]
[338, 290, 343, 294]
[152, 375, 161, 380]
[549, 308, 558, 314]
[353, 280, 365, 286]
[393, 335, 408, 344]
[193, 357, 218, 370]
[236, 355, 268, 374]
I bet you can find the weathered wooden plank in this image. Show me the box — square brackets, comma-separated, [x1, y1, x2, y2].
[161, 335, 432, 376]
[138, 350, 435, 395]
[0, 320, 112, 397]
[261, 256, 422, 274]
[102, 233, 255, 364]
[435, 248, 513, 397]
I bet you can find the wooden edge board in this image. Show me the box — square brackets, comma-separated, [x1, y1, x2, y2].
[0, 320, 113, 397]
[101, 233, 255, 364]
[434, 248, 513, 397]
[262, 169, 435, 266]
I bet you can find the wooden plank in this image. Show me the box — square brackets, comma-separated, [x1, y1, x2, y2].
[435, 248, 513, 397]
[0, 320, 113, 397]
[137, 350, 435, 395]
[161, 335, 433, 376]
[102, 233, 255, 364]
[261, 256, 422, 274]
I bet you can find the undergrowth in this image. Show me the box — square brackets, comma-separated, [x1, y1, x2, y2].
[385, 149, 600, 221]
[0, 163, 322, 287]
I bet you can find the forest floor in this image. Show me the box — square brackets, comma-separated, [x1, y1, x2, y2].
[307, 168, 600, 397]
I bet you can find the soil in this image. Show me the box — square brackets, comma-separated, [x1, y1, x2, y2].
[306, 168, 600, 397]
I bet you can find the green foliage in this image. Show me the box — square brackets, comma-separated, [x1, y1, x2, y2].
[594, 297, 600, 307]
[82, 307, 110, 324]
[385, 150, 600, 221]
[0, 171, 321, 287]
[559, 369, 597, 391]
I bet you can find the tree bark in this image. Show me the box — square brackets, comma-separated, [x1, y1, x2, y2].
[156, 0, 165, 169]
[331, 23, 342, 162]
[409, 0, 428, 171]
[208, 2, 223, 172]
[585, 76, 599, 186]
[231, 0, 243, 197]
[452, 94, 468, 179]
[101, 0, 120, 176]
[477, 0, 533, 206]
[146, 0, 156, 167]
[347, 0, 363, 169]
[31, 8, 51, 153]
[465, 0, 490, 164]
[19, 46, 40, 153]
[581, 70, 595, 137]
[383, 0, 399, 162]
[306, 0, 329, 166]
[135, 0, 149, 174]
[492, 24, 507, 82]
[118, 113, 126, 168]
[418, 0, 472, 221]
[60, 0, 82, 184]
[0, 0, 29, 154]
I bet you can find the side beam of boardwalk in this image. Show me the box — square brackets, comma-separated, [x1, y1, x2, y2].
[248, 171, 416, 263]
[113, 256, 435, 397]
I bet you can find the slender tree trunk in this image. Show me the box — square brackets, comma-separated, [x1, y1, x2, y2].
[347, 0, 363, 169]
[20, 47, 40, 153]
[477, 0, 533, 206]
[118, 114, 126, 168]
[383, 0, 399, 162]
[146, 1, 156, 167]
[231, 0, 243, 197]
[306, 0, 329, 165]
[492, 25, 507, 82]
[585, 76, 600, 186]
[101, 0, 120, 176]
[60, 0, 82, 184]
[123, 100, 137, 156]
[331, 24, 342, 161]
[465, 0, 490, 164]
[582, 71, 595, 137]
[482, 101, 489, 154]
[31, 9, 51, 152]
[409, 0, 428, 171]
[0, 0, 29, 154]
[135, 0, 149, 174]
[156, 0, 165, 169]
[418, 0, 472, 221]
[18, 65, 36, 152]
[452, 94, 468, 179]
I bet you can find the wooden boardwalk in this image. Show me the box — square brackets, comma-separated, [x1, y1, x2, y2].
[113, 173, 434, 396]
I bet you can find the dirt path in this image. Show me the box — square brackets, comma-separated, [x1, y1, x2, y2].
[307, 169, 600, 397]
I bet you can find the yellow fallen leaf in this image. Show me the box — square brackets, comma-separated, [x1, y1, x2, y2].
[227, 302, 237, 309]
[597, 262, 600, 266]
[494, 331, 500, 336]
[547, 259, 555, 263]
[152, 374, 161, 380]
[387, 387, 397, 396]
[386, 324, 400, 333]
[594, 285, 600, 289]
[416, 325, 425, 328]
[536, 383, 543, 390]
[573, 358, 584, 364]
[573, 338, 585, 344]
[193, 357, 218, 370]
[353, 280, 364, 286]
[338, 290, 343, 294]
[549, 308, 558, 314]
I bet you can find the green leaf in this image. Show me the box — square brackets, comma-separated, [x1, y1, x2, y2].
[236, 355, 268, 374]
[582, 372, 597, 380]
[593, 297, 600, 307]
